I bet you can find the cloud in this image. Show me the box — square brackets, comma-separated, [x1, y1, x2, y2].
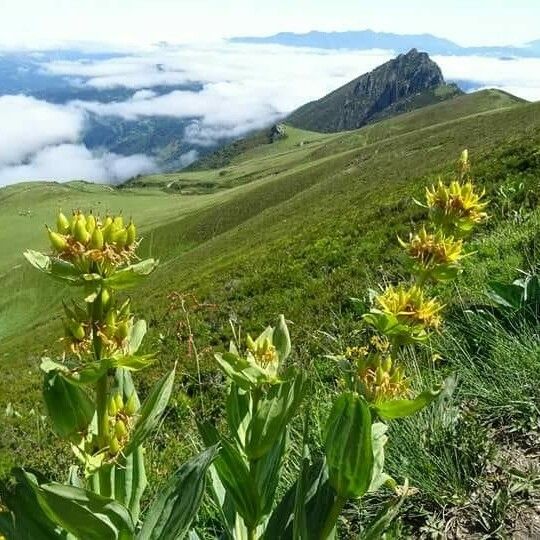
[0, 94, 83, 165]
[3, 43, 540, 188]
[435, 55, 540, 101]
[178, 149, 199, 167]
[0, 144, 157, 186]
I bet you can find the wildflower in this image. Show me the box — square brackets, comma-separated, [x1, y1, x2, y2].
[425, 179, 488, 234]
[343, 338, 409, 403]
[399, 227, 465, 281]
[46, 211, 140, 273]
[246, 334, 280, 379]
[375, 284, 443, 330]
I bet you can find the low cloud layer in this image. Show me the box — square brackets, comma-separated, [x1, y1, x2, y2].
[0, 143, 157, 187]
[2, 43, 540, 187]
[0, 95, 82, 166]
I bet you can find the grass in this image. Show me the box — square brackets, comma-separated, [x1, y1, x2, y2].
[1, 88, 539, 536]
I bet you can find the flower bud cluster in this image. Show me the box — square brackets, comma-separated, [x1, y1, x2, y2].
[375, 284, 444, 331]
[98, 298, 134, 355]
[105, 392, 138, 457]
[47, 211, 138, 272]
[345, 336, 409, 403]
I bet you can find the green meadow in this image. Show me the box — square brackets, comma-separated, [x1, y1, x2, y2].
[2, 89, 539, 537]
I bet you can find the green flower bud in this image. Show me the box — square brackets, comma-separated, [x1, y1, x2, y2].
[74, 218, 90, 245]
[126, 221, 136, 246]
[46, 226, 67, 252]
[115, 419, 128, 439]
[90, 226, 104, 250]
[382, 356, 392, 372]
[108, 396, 118, 417]
[109, 436, 120, 455]
[103, 215, 113, 228]
[113, 215, 124, 229]
[56, 212, 70, 234]
[112, 227, 128, 249]
[125, 392, 138, 415]
[116, 321, 130, 340]
[86, 212, 96, 235]
[114, 393, 124, 411]
[67, 319, 85, 341]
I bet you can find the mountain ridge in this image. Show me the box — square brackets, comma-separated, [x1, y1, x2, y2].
[231, 29, 540, 57]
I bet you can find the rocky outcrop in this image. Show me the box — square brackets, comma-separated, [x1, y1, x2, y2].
[287, 49, 461, 132]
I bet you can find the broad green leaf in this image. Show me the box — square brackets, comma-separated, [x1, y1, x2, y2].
[245, 371, 306, 459]
[103, 259, 158, 290]
[368, 423, 393, 493]
[373, 386, 442, 420]
[128, 319, 147, 354]
[43, 370, 95, 439]
[124, 367, 175, 454]
[252, 433, 286, 517]
[325, 393, 373, 499]
[24, 250, 84, 284]
[273, 314, 291, 362]
[214, 352, 266, 389]
[138, 445, 219, 540]
[198, 422, 261, 528]
[264, 458, 336, 540]
[0, 469, 67, 539]
[225, 383, 251, 448]
[22, 471, 134, 540]
[360, 479, 409, 540]
[487, 281, 524, 309]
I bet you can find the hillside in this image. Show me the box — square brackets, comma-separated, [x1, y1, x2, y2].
[287, 49, 463, 132]
[2, 88, 540, 537]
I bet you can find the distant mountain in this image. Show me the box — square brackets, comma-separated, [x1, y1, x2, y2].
[287, 49, 462, 132]
[231, 29, 540, 58]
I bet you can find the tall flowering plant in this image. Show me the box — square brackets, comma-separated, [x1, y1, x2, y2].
[1, 211, 218, 540]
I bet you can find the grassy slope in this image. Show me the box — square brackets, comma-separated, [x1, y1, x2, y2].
[2, 89, 539, 535]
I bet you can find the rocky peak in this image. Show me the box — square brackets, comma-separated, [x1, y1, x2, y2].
[287, 49, 455, 132]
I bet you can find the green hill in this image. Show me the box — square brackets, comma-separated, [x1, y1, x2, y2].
[2, 88, 539, 536]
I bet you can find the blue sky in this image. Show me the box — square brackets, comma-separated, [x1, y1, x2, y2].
[0, 0, 539, 48]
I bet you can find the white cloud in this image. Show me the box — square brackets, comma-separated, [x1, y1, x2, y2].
[132, 89, 157, 100]
[0, 95, 83, 165]
[0, 144, 157, 186]
[178, 150, 199, 167]
[435, 55, 540, 101]
[3, 43, 540, 188]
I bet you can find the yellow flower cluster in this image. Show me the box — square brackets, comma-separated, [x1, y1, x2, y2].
[399, 227, 464, 269]
[376, 284, 444, 330]
[425, 180, 488, 232]
[345, 337, 409, 403]
[47, 211, 138, 269]
[105, 392, 138, 457]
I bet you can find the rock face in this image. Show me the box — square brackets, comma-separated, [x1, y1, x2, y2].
[269, 123, 287, 142]
[287, 49, 461, 132]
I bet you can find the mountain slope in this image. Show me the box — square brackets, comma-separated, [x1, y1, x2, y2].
[3, 90, 540, 537]
[287, 49, 462, 132]
[0, 89, 531, 345]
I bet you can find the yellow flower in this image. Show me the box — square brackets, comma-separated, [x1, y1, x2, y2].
[399, 227, 464, 270]
[425, 180, 488, 232]
[47, 211, 139, 272]
[246, 334, 280, 379]
[376, 284, 444, 330]
[357, 353, 409, 403]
